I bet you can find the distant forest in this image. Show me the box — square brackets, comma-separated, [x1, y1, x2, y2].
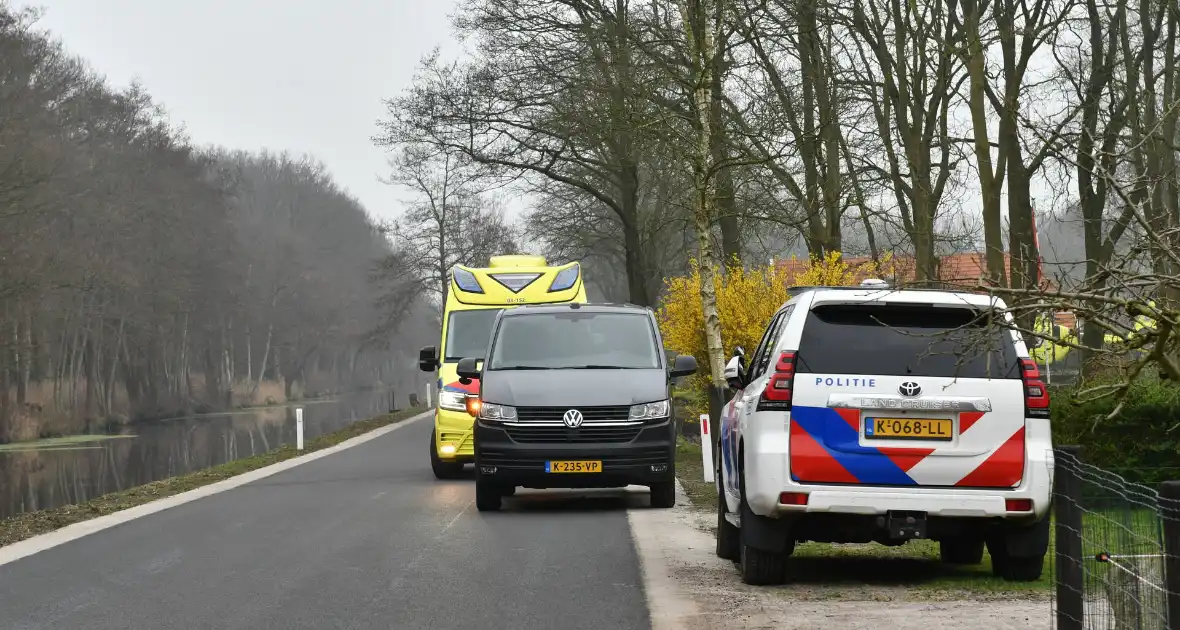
[0, 6, 432, 443]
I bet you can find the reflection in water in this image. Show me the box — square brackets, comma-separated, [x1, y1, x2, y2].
[0, 388, 404, 520]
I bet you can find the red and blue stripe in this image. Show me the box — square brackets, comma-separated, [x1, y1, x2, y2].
[790, 406, 925, 485]
[789, 405, 1023, 488]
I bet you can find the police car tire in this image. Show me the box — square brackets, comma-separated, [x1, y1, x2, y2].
[990, 552, 1045, 582]
[716, 480, 740, 561]
[650, 482, 676, 508]
[475, 478, 502, 512]
[429, 430, 464, 480]
[939, 538, 985, 565]
[738, 537, 788, 585]
[737, 475, 788, 585]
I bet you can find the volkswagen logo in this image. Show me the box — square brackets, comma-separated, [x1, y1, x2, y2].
[898, 381, 922, 397]
[562, 409, 584, 428]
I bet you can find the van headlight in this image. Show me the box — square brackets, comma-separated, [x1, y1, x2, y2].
[438, 390, 467, 412]
[629, 400, 670, 421]
[479, 403, 517, 422]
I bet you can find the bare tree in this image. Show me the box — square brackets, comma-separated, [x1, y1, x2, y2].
[380, 143, 519, 307]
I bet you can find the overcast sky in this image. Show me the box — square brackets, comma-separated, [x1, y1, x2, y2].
[16, 0, 460, 223]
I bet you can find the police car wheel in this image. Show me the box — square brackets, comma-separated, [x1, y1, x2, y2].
[474, 477, 502, 512]
[716, 479, 740, 561]
[989, 551, 1045, 582]
[737, 473, 788, 585]
[939, 538, 985, 565]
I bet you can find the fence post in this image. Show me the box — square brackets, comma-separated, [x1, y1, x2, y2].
[1159, 480, 1180, 630]
[1054, 445, 1085, 630]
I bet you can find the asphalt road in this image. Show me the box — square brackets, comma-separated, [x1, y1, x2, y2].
[0, 415, 653, 630]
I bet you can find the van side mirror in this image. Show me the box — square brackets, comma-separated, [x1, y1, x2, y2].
[418, 346, 439, 372]
[670, 354, 698, 379]
[723, 355, 746, 390]
[456, 357, 482, 383]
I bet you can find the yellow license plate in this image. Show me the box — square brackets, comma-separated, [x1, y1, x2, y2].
[865, 417, 953, 440]
[546, 460, 602, 473]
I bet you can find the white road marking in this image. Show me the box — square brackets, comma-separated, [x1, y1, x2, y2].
[627, 481, 703, 630]
[0, 411, 431, 568]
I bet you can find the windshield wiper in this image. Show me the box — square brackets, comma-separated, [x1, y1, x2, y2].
[493, 365, 552, 370]
[569, 365, 644, 369]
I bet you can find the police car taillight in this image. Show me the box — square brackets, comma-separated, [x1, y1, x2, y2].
[757, 351, 797, 411]
[1020, 358, 1050, 418]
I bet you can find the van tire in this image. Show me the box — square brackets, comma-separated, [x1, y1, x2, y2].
[939, 538, 985, 565]
[716, 479, 740, 561]
[429, 430, 464, 480]
[475, 478, 502, 512]
[650, 482, 676, 508]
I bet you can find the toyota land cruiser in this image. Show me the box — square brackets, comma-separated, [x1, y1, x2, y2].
[716, 281, 1053, 585]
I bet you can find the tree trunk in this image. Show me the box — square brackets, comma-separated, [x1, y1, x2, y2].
[681, 0, 727, 395]
[709, 27, 741, 265]
[619, 167, 652, 306]
[962, 4, 1007, 286]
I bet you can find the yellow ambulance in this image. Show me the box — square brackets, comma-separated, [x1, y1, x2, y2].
[418, 255, 588, 478]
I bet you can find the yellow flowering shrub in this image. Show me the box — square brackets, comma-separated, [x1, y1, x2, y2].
[659, 252, 897, 420]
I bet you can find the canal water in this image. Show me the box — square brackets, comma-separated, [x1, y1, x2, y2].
[0, 388, 415, 520]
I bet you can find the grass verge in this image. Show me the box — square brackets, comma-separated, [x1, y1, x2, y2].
[0, 407, 426, 549]
[674, 437, 1051, 596]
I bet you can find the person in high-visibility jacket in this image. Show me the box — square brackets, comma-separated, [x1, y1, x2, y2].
[1029, 313, 1075, 365]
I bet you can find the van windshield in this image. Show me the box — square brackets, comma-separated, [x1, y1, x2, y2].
[444, 308, 503, 361]
[489, 311, 660, 370]
[795, 303, 1021, 379]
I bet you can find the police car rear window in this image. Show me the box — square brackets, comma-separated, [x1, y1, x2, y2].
[795, 303, 1020, 379]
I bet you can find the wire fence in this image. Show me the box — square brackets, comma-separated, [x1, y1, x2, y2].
[1052, 447, 1180, 630]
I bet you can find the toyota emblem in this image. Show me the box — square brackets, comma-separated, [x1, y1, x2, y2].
[562, 409, 584, 428]
[898, 381, 922, 397]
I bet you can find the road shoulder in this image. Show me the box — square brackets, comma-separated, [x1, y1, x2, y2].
[628, 443, 1053, 629]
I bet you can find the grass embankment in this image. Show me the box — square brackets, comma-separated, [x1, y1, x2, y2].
[0, 407, 426, 549]
[675, 438, 1054, 596]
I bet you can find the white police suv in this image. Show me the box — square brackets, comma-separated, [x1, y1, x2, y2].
[715, 280, 1053, 585]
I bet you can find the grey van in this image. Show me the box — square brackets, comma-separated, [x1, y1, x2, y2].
[454, 303, 698, 511]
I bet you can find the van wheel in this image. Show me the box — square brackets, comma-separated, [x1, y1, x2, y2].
[475, 477, 502, 512]
[737, 472, 789, 585]
[650, 482, 676, 508]
[716, 479, 740, 561]
[429, 430, 464, 480]
[939, 538, 985, 564]
[502, 486, 516, 497]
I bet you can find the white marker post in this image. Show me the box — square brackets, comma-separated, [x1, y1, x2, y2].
[699, 413, 715, 483]
[295, 407, 304, 451]
[425, 382, 433, 408]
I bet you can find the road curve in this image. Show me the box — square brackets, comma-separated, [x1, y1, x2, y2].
[0, 415, 653, 630]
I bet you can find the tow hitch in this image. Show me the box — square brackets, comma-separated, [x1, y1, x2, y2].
[881, 510, 927, 539]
